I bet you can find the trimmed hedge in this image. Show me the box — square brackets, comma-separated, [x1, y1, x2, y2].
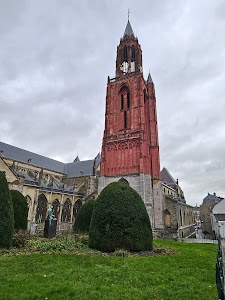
[73, 200, 95, 233]
[89, 182, 153, 252]
[0, 172, 14, 248]
[10, 190, 28, 231]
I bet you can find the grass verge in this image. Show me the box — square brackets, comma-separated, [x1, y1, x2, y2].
[0, 239, 218, 300]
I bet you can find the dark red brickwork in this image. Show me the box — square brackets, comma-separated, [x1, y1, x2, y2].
[100, 25, 160, 179]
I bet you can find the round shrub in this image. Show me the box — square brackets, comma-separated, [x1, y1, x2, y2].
[10, 190, 28, 231]
[73, 200, 95, 233]
[89, 182, 153, 252]
[0, 171, 14, 248]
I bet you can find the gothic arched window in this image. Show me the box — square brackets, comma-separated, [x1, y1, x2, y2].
[35, 194, 47, 223]
[119, 86, 130, 129]
[124, 45, 128, 62]
[127, 93, 130, 108]
[52, 199, 60, 220]
[61, 199, 72, 223]
[124, 111, 127, 128]
[25, 195, 31, 215]
[131, 46, 135, 62]
[119, 86, 130, 110]
[164, 209, 171, 228]
[180, 210, 183, 226]
[131, 45, 135, 72]
[121, 94, 124, 110]
[73, 199, 82, 221]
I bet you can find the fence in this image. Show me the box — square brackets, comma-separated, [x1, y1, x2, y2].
[216, 239, 225, 299]
[178, 238, 218, 244]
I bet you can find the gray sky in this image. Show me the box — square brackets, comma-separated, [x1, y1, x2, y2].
[0, 0, 224, 206]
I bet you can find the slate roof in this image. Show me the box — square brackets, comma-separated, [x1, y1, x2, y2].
[0, 141, 65, 173]
[66, 160, 94, 177]
[160, 167, 177, 185]
[0, 141, 100, 178]
[123, 20, 134, 37]
[147, 71, 153, 83]
[212, 198, 225, 214]
[65, 155, 101, 178]
[203, 193, 222, 203]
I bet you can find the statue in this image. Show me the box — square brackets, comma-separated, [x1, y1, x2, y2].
[44, 206, 57, 238]
[47, 206, 55, 225]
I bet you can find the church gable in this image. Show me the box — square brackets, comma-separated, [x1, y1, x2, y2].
[160, 167, 177, 185]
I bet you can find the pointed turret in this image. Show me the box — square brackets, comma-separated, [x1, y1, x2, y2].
[123, 20, 134, 37]
[73, 156, 80, 163]
[147, 71, 153, 83]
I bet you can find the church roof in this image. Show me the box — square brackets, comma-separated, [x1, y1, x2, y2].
[65, 159, 96, 178]
[123, 20, 134, 37]
[66, 153, 101, 177]
[160, 167, 177, 185]
[0, 141, 65, 173]
[0, 141, 101, 178]
[212, 198, 225, 214]
[203, 193, 222, 203]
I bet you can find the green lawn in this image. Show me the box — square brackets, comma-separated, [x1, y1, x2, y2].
[0, 240, 218, 300]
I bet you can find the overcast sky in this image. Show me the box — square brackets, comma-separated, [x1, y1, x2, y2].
[0, 0, 224, 206]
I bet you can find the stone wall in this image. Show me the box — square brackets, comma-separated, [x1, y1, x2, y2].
[200, 199, 215, 236]
[99, 174, 161, 227]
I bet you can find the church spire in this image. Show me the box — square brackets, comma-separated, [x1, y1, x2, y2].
[116, 19, 142, 77]
[147, 71, 153, 83]
[123, 20, 134, 37]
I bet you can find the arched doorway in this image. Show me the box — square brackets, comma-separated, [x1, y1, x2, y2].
[35, 194, 47, 223]
[61, 199, 72, 223]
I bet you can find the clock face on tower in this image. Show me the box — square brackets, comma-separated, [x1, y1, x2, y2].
[120, 61, 128, 73]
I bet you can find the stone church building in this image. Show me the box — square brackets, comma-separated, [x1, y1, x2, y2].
[0, 20, 197, 237]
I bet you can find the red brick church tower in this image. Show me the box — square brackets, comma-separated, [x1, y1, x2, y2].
[99, 20, 163, 229]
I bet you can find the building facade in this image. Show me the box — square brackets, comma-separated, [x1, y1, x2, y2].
[0, 20, 198, 237]
[0, 143, 100, 232]
[161, 167, 199, 238]
[211, 198, 225, 239]
[200, 193, 224, 238]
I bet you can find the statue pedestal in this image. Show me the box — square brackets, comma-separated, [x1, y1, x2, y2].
[44, 219, 57, 238]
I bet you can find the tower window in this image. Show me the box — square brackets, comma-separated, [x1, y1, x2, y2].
[131, 46, 135, 62]
[124, 110, 127, 128]
[127, 93, 130, 108]
[121, 94, 124, 110]
[124, 46, 128, 62]
[131, 46, 135, 72]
